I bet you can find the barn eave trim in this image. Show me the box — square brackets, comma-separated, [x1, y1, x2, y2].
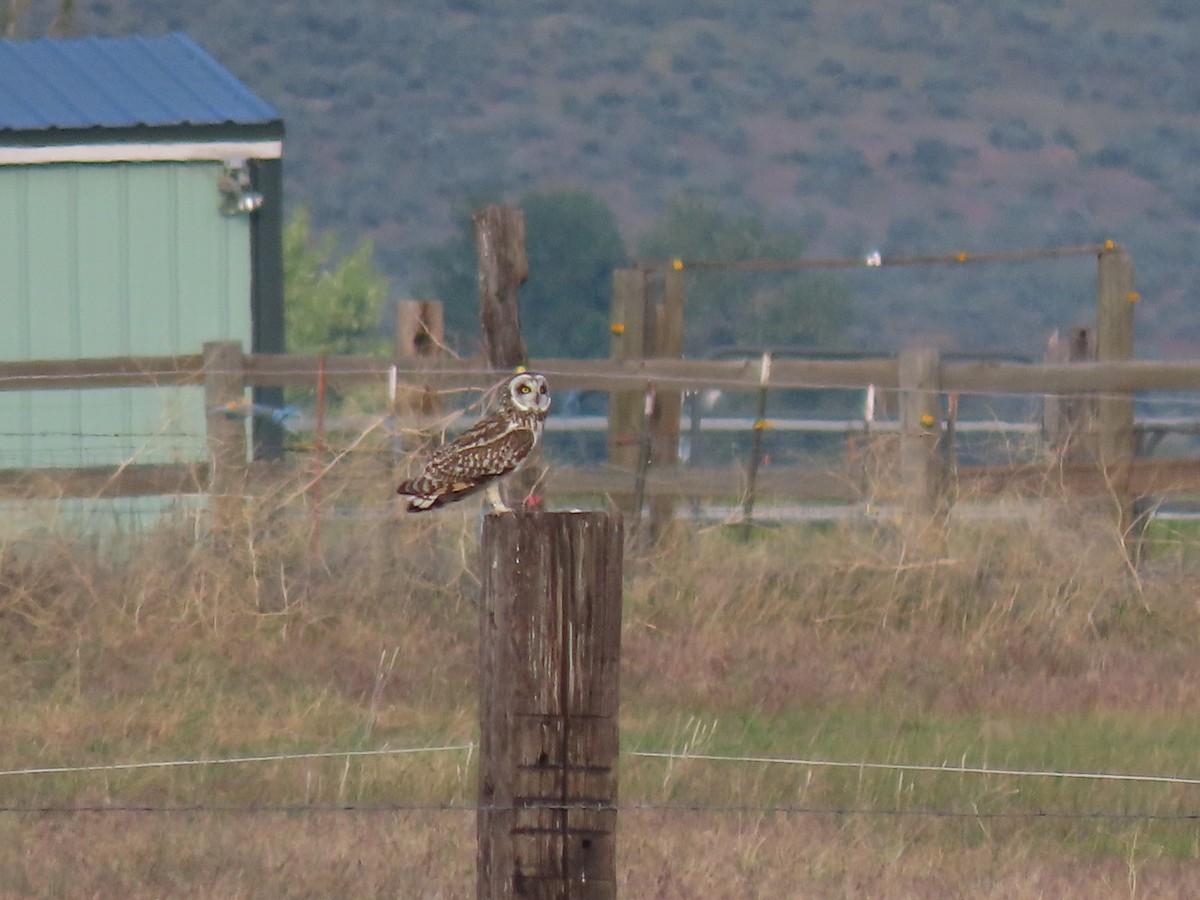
[0, 139, 283, 165]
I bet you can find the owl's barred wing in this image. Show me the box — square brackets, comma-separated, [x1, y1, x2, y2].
[423, 414, 532, 468]
[423, 424, 535, 482]
[436, 414, 524, 461]
[396, 420, 537, 511]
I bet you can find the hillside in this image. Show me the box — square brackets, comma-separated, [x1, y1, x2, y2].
[43, 0, 1200, 355]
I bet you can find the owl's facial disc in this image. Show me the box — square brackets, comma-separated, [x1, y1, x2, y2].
[510, 373, 550, 412]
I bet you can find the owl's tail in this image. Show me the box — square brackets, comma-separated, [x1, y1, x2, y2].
[396, 480, 441, 512]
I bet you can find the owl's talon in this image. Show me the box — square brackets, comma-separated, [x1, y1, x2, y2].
[485, 482, 513, 515]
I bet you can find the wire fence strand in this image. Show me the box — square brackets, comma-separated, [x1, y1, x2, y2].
[0, 744, 475, 779]
[627, 749, 1200, 787]
[3, 801, 1199, 822]
[8, 741, 1200, 788]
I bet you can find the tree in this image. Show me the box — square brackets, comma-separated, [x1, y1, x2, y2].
[520, 190, 627, 358]
[417, 189, 503, 351]
[2, 0, 74, 37]
[283, 208, 388, 354]
[2, 0, 34, 37]
[48, 0, 74, 36]
[636, 195, 853, 350]
[418, 189, 627, 358]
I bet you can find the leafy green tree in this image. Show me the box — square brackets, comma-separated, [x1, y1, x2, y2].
[283, 207, 388, 354]
[636, 195, 852, 350]
[418, 189, 627, 358]
[418, 189, 503, 351]
[3, 0, 74, 37]
[521, 190, 627, 358]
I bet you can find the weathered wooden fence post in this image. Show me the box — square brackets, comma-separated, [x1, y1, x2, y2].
[474, 205, 530, 370]
[394, 298, 446, 422]
[202, 340, 248, 543]
[395, 299, 446, 362]
[648, 267, 685, 538]
[607, 266, 684, 536]
[475, 205, 544, 506]
[1096, 243, 1137, 535]
[478, 511, 623, 900]
[608, 268, 648, 471]
[740, 351, 772, 537]
[898, 347, 944, 525]
[1042, 326, 1094, 458]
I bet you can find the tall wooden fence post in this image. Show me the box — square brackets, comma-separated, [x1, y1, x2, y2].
[475, 205, 542, 507]
[1096, 243, 1137, 535]
[474, 205, 530, 370]
[478, 511, 623, 900]
[203, 340, 248, 544]
[898, 348, 944, 526]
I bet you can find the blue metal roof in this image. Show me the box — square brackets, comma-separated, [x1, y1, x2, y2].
[0, 32, 279, 133]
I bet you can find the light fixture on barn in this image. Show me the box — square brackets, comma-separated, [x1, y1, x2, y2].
[217, 158, 264, 216]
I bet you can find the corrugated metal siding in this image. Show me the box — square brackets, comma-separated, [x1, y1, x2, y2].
[0, 161, 251, 470]
[0, 33, 279, 132]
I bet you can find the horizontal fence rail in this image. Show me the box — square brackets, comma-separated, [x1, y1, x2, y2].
[0, 462, 208, 500]
[0, 354, 204, 391]
[4, 459, 1199, 506]
[5, 352, 1200, 395]
[3, 350, 1200, 514]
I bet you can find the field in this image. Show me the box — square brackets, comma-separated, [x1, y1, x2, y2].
[3, 479, 1200, 897]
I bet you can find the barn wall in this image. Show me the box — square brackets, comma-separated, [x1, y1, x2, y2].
[0, 160, 251, 470]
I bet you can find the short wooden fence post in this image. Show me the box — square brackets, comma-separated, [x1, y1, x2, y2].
[394, 299, 446, 418]
[740, 351, 772, 537]
[648, 267, 685, 538]
[393, 299, 446, 452]
[478, 511, 623, 900]
[1096, 244, 1137, 536]
[203, 340, 248, 544]
[1042, 326, 1095, 458]
[608, 268, 648, 472]
[898, 347, 944, 525]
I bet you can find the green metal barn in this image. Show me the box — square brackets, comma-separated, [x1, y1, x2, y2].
[0, 33, 284, 490]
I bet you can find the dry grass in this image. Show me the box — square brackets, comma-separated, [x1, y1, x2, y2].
[628, 501, 1200, 714]
[2, 811, 1199, 898]
[3, 468, 1200, 895]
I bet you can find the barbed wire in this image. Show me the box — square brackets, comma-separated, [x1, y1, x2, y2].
[627, 749, 1200, 787]
[635, 244, 1110, 272]
[0, 743, 474, 779]
[1, 800, 1197, 822]
[7, 742, 1200, 790]
[622, 802, 1200, 821]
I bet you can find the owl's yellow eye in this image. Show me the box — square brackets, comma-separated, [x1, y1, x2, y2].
[518, 384, 531, 393]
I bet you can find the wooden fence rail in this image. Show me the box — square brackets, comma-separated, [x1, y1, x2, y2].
[4, 458, 1200, 508]
[9, 351, 1200, 395]
[4, 345, 1200, 528]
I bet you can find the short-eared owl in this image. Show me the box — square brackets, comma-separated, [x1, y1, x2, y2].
[396, 371, 550, 513]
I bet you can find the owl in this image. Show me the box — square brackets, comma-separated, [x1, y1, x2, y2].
[396, 371, 550, 513]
